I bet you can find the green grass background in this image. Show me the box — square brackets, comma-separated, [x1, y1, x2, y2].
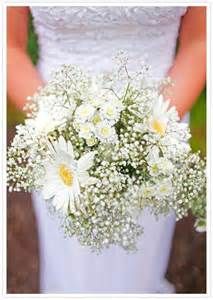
[7, 16, 206, 156]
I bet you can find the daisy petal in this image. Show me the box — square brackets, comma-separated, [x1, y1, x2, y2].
[58, 136, 68, 152]
[53, 191, 69, 213]
[78, 171, 98, 187]
[42, 183, 57, 199]
[67, 140, 74, 157]
[77, 151, 96, 171]
[69, 195, 76, 213]
[72, 178, 81, 197]
[46, 140, 56, 156]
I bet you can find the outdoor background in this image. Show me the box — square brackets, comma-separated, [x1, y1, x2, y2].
[7, 15, 206, 293]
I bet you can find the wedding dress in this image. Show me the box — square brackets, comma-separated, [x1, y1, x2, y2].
[30, 6, 188, 293]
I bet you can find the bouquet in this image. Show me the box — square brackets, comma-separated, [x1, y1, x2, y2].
[7, 53, 206, 251]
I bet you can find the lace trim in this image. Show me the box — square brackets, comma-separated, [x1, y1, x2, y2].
[31, 6, 187, 29]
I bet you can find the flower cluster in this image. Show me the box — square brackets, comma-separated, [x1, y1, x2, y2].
[7, 53, 206, 251]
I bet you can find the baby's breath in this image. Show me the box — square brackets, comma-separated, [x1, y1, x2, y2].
[7, 53, 206, 251]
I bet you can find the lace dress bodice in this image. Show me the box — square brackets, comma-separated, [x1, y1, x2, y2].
[30, 6, 187, 80]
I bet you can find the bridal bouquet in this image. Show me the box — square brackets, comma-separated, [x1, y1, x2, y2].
[7, 53, 206, 251]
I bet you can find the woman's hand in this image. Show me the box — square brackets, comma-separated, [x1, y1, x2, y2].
[164, 7, 206, 118]
[7, 7, 43, 110]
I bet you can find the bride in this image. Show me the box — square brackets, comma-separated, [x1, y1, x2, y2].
[7, 6, 206, 294]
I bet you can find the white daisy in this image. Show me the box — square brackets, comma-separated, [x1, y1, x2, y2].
[86, 136, 97, 147]
[148, 95, 171, 136]
[42, 136, 97, 213]
[75, 103, 96, 122]
[26, 110, 65, 135]
[140, 183, 154, 198]
[146, 146, 161, 176]
[146, 146, 174, 176]
[91, 113, 102, 125]
[78, 122, 94, 139]
[95, 121, 117, 143]
[100, 100, 124, 124]
[157, 158, 174, 175]
[155, 178, 173, 198]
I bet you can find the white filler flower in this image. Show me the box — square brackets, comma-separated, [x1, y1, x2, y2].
[42, 136, 96, 213]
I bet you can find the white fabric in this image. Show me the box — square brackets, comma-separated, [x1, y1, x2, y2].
[30, 6, 187, 294]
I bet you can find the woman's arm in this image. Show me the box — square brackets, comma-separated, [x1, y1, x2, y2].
[164, 7, 206, 118]
[7, 7, 43, 110]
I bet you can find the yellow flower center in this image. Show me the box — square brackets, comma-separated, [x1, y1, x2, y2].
[100, 127, 110, 137]
[59, 164, 73, 186]
[159, 186, 168, 193]
[151, 164, 159, 174]
[151, 119, 166, 136]
[92, 114, 101, 125]
[86, 137, 96, 146]
[106, 107, 114, 116]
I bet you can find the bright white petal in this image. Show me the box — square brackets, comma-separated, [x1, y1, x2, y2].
[67, 140, 74, 157]
[46, 139, 55, 152]
[86, 177, 99, 186]
[77, 151, 96, 171]
[78, 171, 90, 185]
[147, 146, 159, 163]
[69, 200, 76, 213]
[58, 136, 68, 153]
[72, 178, 81, 197]
[42, 183, 57, 199]
[52, 190, 69, 212]
[78, 171, 98, 187]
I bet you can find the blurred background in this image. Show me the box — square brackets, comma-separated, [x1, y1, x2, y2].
[7, 15, 206, 293]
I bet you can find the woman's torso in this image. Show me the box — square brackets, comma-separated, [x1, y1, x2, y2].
[30, 6, 187, 80]
[30, 7, 187, 293]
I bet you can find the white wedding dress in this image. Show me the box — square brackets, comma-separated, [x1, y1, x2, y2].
[30, 6, 188, 294]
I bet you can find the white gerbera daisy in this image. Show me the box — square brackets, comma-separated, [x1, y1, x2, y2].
[148, 95, 171, 136]
[95, 121, 117, 143]
[42, 136, 97, 213]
